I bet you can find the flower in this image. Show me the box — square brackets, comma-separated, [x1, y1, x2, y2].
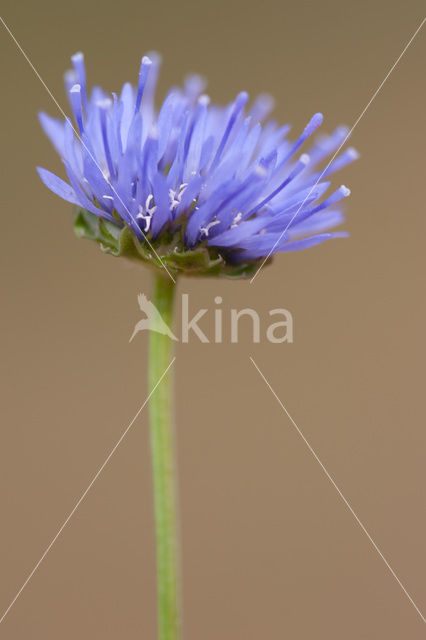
[38, 52, 358, 277]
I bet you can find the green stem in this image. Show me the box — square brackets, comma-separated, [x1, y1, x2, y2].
[148, 272, 180, 640]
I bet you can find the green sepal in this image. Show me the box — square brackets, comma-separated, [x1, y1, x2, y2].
[73, 207, 270, 279]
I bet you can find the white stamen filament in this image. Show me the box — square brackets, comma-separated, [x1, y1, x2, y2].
[231, 212, 242, 228]
[169, 183, 188, 211]
[136, 194, 157, 232]
[145, 194, 157, 216]
[200, 219, 220, 238]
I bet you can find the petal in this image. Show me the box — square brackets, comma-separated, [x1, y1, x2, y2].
[38, 112, 66, 157]
[288, 210, 345, 239]
[64, 161, 115, 222]
[37, 167, 80, 205]
[280, 232, 348, 252]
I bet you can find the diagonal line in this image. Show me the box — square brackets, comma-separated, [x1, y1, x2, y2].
[0, 15, 176, 284]
[250, 17, 426, 284]
[250, 356, 426, 624]
[0, 356, 176, 626]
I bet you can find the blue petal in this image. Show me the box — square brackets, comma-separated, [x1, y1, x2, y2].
[37, 167, 80, 205]
[288, 210, 345, 238]
[39, 112, 66, 157]
[280, 232, 348, 252]
[228, 232, 287, 260]
[232, 231, 347, 261]
[209, 215, 273, 248]
[63, 161, 115, 222]
[150, 173, 172, 237]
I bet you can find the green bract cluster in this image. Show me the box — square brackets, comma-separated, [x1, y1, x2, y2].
[74, 207, 267, 278]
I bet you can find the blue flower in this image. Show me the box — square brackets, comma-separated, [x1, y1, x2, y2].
[38, 52, 358, 275]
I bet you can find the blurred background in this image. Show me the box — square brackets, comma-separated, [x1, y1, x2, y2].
[1, 1, 425, 638]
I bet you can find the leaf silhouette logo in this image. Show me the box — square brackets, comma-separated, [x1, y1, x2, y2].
[129, 294, 179, 342]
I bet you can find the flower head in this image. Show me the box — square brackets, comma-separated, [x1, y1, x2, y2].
[38, 53, 358, 277]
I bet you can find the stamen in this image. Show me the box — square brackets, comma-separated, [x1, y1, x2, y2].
[136, 194, 157, 233]
[137, 208, 152, 233]
[231, 212, 243, 228]
[169, 183, 188, 211]
[200, 219, 221, 238]
[145, 194, 157, 216]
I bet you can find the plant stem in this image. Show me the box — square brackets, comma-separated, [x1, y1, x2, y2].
[148, 271, 180, 640]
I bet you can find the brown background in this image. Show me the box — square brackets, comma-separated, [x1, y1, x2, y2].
[1, 1, 425, 638]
